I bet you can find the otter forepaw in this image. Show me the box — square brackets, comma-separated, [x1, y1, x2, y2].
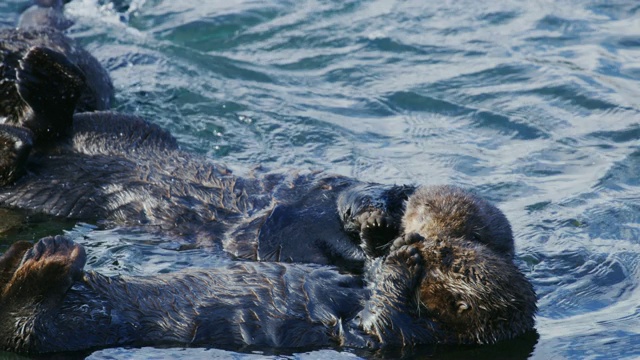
[389, 232, 426, 252]
[386, 243, 424, 275]
[358, 209, 399, 258]
[0, 124, 33, 186]
[2, 236, 86, 300]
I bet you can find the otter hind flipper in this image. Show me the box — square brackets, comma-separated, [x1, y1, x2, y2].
[16, 46, 85, 142]
[0, 241, 33, 290]
[0, 236, 86, 353]
[0, 124, 33, 186]
[1, 236, 86, 302]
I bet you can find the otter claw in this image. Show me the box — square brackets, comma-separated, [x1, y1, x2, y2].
[357, 210, 399, 258]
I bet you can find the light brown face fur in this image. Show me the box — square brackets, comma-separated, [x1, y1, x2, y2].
[402, 185, 515, 259]
[412, 236, 536, 344]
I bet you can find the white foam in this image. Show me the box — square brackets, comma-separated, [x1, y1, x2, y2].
[65, 0, 147, 35]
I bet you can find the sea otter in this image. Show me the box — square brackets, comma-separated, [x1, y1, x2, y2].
[0, 46, 522, 275]
[0, 46, 417, 272]
[0, 0, 113, 152]
[0, 230, 536, 354]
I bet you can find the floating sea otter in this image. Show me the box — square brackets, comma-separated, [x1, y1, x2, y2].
[0, 186, 536, 353]
[0, 46, 518, 275]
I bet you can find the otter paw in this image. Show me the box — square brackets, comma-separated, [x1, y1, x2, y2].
[389, 232, 426, 252]
[3, 236, 86, 299]
[357, 210, 399, 257]
[0, 124, 33, 186]
[386, 243, 424, 275]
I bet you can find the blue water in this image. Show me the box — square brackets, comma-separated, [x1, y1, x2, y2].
[1, 0, 640, 359]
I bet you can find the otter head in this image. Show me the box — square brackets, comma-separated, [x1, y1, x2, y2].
[409, 234, 536, 344]
[402, 185, 515, 259]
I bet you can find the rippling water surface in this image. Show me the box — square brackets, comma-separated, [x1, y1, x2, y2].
[1, 0, 640, 359]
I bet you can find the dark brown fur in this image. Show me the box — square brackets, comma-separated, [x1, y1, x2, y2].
[1, 0, 113, 123]
[0, 41, 413, 272]
[0, 234, 536, 354]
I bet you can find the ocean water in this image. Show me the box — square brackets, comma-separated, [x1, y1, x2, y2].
[1, 0, 639, 359]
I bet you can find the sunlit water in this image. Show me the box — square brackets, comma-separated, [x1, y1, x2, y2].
[1, 0, 639, 359]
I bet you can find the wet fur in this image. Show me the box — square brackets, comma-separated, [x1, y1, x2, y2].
[0, 2, 537, 354]
[0, 27, 113, 126]
[0, 235, 535, 353]
[0, 48, 414, 271]
[0, 110, 414, 271]
[400, 185, 515, 259]
[0, 1, 113, 184]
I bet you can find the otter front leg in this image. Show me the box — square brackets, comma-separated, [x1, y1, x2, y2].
[353, 241, 434, 346]
[0, 124, 33, 186]
[338, 184, 413, 258]
[353, 209, 398, 258]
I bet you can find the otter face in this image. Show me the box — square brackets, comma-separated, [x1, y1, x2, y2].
[360, 234, 536, 346]
[395, 187, 534, 343]
[411, 235, 537, 344]
[402, 185, 515, 259]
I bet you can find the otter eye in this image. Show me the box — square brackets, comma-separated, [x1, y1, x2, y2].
[456, 301, 470, 314]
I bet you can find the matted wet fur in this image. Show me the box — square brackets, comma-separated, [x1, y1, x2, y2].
[0, 28, 112, 125]
[0, 0, 113, 185]
[0, 235, 536, 354]
[0, 41, 524, 279]
[394, 185, 515, 259]
[1, 0, 113, 126]
[0, 11, 520, 272]
[0, 107, 414, 272]
[0, 47, 415, 272]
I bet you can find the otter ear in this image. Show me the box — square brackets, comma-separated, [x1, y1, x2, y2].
[456, 300, 470, 315]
